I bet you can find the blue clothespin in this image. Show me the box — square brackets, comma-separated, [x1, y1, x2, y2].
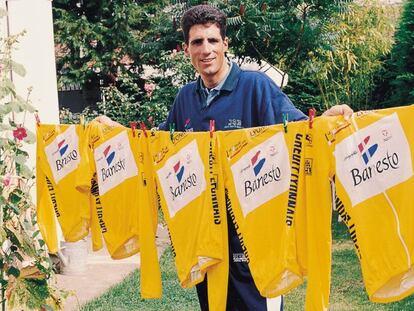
[283, 113, 288, 133]
[169, 123, 175, 142]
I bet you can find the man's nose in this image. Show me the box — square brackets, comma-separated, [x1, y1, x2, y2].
[201, 41, 213, 54]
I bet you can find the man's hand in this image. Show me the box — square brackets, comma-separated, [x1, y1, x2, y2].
[322, 104, 353, 120]
[93, 115, 125, 127]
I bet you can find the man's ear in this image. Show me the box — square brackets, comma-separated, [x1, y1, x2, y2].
[183, 43, 189, 57]
[223, 37, 229, 52]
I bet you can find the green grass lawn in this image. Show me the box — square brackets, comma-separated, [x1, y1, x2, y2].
[81, 218, 414, 310]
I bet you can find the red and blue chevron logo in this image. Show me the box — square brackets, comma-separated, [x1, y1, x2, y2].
[103, 145, 116, 166]
[173, 160, 185, 182]
[251, 150, 266, 176]
[57, 139, 68, 157]
[358, 136, 378, 165]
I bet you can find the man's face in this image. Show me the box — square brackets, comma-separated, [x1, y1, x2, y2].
[184, 23, 228, 83]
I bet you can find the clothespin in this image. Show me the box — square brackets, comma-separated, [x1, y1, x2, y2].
[140, 121, 148, 137]
[80, 115, 85, 129]
[308, 108, 316, 129]
[283, 113, 288, 133]
[34, 111, 41, 126]
[130, 121, 137, 137]
[169, 123, 175, 142]
[209, 120, 215, 138]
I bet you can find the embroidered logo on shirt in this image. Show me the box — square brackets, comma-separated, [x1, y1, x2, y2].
[224, 119, 242, 130]
[184, 118, 193, 132]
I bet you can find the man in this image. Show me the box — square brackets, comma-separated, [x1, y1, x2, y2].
[97, 4, 352, 310]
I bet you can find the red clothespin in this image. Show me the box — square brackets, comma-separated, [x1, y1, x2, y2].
[130, 121, 137, 137]
[34, 112, 41, 126]
[140, 121, 148, 137]
[308, 108, 316, 129]
[209, 120, 215, 138]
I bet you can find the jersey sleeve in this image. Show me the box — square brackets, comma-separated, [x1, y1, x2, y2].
[138, 132, 162, 298]
[75, 123, 103, 251]
[206, 133, 229, 311]
[303, 116, 336, 311]
[36, 129, 59, 254]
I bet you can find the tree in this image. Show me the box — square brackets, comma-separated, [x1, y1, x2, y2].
[54, 0, 190, 126]
[388, 0, 414, 106]
[299, 0, 396, 111]
[55, 0, 396, 122]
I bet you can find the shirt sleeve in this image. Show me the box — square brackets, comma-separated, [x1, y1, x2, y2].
[258, 76, 307, 125]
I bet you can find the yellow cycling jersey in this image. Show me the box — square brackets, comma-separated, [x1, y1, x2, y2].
[76, 121, 140, 259]
[326, 105, 414, 303]
[218, 123, 306, 298]
[148, 131, 227, 301]
[36, 124, 90, 253]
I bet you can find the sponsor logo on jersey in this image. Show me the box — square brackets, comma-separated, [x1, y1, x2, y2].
[45, 125, 80, 183]
[357, 136, 378, 165]
[168, 154, 198, 201]
[305, 133, 313, 146]
[251, 151, 266, 176]
[304, 158, 313, 175]
[225, 140, 248, 159]
[231, 132, 291, 216]
[335, 113, 413, 206]
[325, 122, 351, 144]
[248, 127, 267, 139]
[157, 139, 206, 218]
[286, 133, 303, 226]
[103, 145, 116, 166]
[173, 160, 185, 182]
[54, 139, 78, 172]
[42, 129, 56, 143]
[100, 146, 126, 183]
[153, 146, 169, 164]
[94, 131, 138, 195]
[172, 132, 188, 144]
[57, 140, 68, 156]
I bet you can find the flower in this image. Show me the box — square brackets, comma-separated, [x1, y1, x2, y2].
[13, 126, 27, 141]
[144, 82, 156, 97]
[2, 173, 11, 187]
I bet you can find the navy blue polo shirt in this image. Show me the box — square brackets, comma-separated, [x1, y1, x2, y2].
[163, 62, 306, 132]
[161, 62, 306, 311]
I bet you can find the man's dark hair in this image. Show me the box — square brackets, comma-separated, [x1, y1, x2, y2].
[181, 5, 227, 44]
